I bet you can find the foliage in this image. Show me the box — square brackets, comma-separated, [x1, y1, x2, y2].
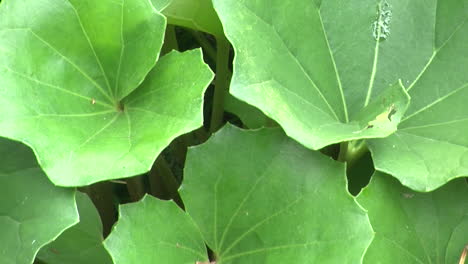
[0, 0, 467, 263]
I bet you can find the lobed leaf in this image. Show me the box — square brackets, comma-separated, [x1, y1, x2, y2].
[213, 0, 468, 191]
[104, 125, 373, 263]
[0, 0, 214, 186]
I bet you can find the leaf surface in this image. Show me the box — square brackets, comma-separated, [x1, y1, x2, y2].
[358, 172, 468, 263]
[183, 125, 373, 263]
[105, 125, 373, 263]
[213, 0, 423, 149]
[104, 196, 208, 264]
[214, 0, 468, 190]
[367, 1, 468, 191]
[0, 138, 77, 264]
[0, 0, 213, 186]
[37, 192, 112, 264]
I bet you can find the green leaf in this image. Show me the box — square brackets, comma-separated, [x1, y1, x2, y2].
[159, 0, 223, 37]
[37, 192, 112, 264]
[104, 195, 208, 264]
[0, 0, 213, 186]
[105, 125, 373, 263]
[214, 0, 468, 191]
[367, 1, 468, 191]
[183, 125, 373, 263]
[212, 0, 425, 150]
[0, 138, 78, 264]
[358, 172, 468, 263]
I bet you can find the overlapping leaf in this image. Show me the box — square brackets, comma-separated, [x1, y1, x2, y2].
[158, 0, 223, 37]
[37, 192, 112, 264]
[0, 0, 213, 186]
[104, 125, 373, 263]
[0, 138, 77, 264]
[213, 0, 418, 150]
[214, 0, 468, 191]
[358, 172, 468, 263]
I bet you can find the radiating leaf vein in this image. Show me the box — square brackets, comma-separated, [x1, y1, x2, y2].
[241, 3, 340, 120]
[65, 0, 115, 99]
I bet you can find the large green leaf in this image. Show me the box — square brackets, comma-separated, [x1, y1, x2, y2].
[105, 125, 373, 263]
[358, 172, 468, 263]
[367, 2, 468, 191]
[214, 0, 468, 191]
[0, 138, 78, 264]
[0, 0, 213, 186]
[213, 0, 421, 150]
[159, 0, 223, 37]
[37, 192, 112, 264]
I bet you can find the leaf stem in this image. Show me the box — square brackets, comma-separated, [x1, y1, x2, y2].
[148, 155, 184, 208]
[161, 25, 179, 55]
[125, 175, 146, 202]
[209, 36, 230, 133]
[338, 140, 369, 168]
[191, 30, 217, 63]
[337, 142, 348, 162]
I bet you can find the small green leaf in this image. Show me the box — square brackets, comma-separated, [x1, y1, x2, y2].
[0, 138, 77, 264]
[0, 0, 213, 186]
[358, 172, 468, 263]
[159, 0, 223, 37]
[104, 195, 208, 264]
[37, 192, 112, 264]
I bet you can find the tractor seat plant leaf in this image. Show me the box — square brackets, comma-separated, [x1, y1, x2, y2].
[0, 0, 214, 186]
[213, 0, 468, 191]
[104, 125, 373, 263]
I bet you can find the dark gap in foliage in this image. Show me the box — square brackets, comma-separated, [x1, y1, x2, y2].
[224, 112, 244, 128]
[80, 183, 118, 237]
[320, 143, 340, 160]
[346, 151, 374, 196]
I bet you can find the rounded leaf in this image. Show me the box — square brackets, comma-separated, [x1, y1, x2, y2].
[0, 0, 213, 186]
[181, 125, 373, 263]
